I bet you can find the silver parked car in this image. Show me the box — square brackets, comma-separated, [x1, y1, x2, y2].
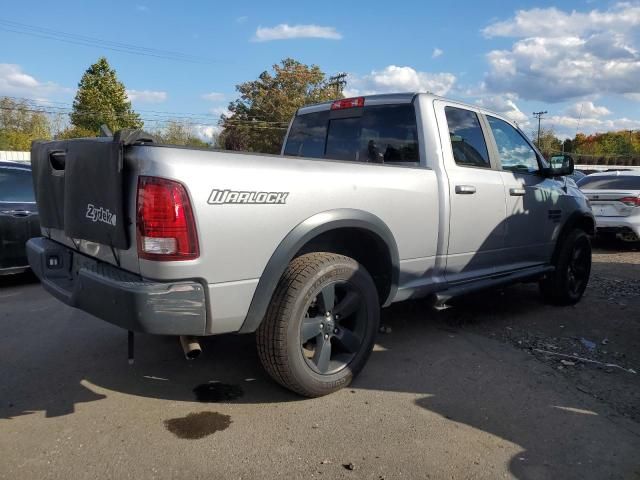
[578, 171, 640, 242]
[27, 93, 594, 396]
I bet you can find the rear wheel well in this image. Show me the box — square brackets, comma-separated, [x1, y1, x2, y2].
[295, 228, 393, 304]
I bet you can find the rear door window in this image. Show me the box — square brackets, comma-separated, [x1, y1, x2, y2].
[284, 103, 419, 165]
[0, 167, 35, 203]
[444, 107, 490, 168]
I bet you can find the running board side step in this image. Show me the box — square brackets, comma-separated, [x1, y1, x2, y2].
[433, 265, 554, 309]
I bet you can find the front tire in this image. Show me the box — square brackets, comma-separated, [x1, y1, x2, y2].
[256, 252, 380, 397]
[540, 229, 592, 305]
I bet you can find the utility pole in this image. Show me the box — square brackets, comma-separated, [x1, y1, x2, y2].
[328, 72, 347, 97]
[533, 111, 548, 147]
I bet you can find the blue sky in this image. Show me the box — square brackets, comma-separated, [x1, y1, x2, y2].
[1, 0, 639, 141]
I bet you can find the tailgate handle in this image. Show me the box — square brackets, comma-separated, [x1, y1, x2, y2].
[49, 150, 66, 171]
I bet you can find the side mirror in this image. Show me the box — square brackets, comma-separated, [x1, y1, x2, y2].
[545, 154, 574, 177]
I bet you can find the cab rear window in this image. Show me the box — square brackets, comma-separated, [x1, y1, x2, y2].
[283, 104, 419, 165]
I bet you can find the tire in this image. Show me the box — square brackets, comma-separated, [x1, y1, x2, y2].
[256, 252, 380, 397]
[540, 229, 592, 305]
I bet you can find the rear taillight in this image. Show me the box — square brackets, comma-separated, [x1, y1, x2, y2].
[619, 196, 640, 207]
[136, 176, 199, 261]
[331, 97, 365, 110]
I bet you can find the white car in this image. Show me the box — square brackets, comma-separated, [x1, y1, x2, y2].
[578, 171, 640, 242]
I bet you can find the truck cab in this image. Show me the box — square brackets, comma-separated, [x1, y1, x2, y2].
[283, 93, 592, 293]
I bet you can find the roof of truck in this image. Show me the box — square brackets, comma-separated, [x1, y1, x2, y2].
[297, 92, 418, 116]
[296, 92, 507, 122]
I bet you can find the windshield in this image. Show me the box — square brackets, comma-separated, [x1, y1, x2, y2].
[0, 167, 36, 203]
[577, 175, 640, 190]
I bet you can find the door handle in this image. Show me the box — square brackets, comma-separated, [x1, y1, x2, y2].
[509, 187, 526, 196]
[455, 185, 476, 195]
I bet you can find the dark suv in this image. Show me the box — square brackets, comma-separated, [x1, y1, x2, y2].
[0, 161, 40, 275]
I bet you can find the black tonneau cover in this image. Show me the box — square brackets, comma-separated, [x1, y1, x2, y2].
[31, 130, 156, 250]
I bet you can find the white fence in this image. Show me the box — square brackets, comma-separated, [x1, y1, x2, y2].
[0, 151, 30, 163]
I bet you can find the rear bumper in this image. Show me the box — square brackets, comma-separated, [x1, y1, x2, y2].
[26, 237, 207, 335]
[594, 216, 640, 236]
[0, 265, 29, 276]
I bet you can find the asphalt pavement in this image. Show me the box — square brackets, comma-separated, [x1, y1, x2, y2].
[1, 246, 639, 479]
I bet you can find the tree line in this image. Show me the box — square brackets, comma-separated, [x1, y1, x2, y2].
[534, 127, 640, 166]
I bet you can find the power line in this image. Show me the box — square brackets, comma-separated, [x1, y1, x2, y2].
[0, 106, 288, 131]
[0, 98, 290, 129]
[532, 111, 547, 145]
[328, 73, 347, 96]
[0, 18, 224, 64]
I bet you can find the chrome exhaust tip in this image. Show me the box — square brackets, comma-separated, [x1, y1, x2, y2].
[179, 336, 202, 360]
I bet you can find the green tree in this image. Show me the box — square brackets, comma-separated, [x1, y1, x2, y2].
[533, 127, 562, 158]
[0, 97, 51, 150]
[70, 57, 142, 134]
[218, 58, 343, 153]
[56, 125, 100, 140]
[155, 120, 210, 147]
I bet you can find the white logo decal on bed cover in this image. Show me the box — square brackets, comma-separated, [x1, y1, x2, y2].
[85, 204, 117, 226]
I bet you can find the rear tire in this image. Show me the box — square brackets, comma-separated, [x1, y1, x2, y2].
[256, 252, 380, 397]
[540, 229, 592, 305]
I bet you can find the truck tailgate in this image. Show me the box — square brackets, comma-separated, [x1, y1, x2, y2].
[30, 131, 152, 274]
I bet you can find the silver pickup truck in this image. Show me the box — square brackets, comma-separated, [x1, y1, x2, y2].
[27, 93, 594, 397]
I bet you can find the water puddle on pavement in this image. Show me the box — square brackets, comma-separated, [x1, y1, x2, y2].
[193, 382, 244, 402]
[164, 412, 232, 439]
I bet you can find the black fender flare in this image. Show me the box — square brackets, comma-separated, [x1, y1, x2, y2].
[552, 210, 595, 263]
[238, 208, 400, 333]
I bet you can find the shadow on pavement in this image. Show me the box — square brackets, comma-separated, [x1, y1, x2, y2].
[1, 264, 639, 479]
[0, 270, 38, 288]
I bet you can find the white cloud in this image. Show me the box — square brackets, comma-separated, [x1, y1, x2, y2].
[236, 16, 248, 24]
[201, 92, 225, 102]
[483, 4, 640, 38]
[209, 106, 231, 118]
[475, 93, 530, 125]
[346, 65, 456, 97]
[432, 48, 443, 59]
[564, 101, 611, 118]
[253, 24, 342, 42]
[482, 4, 640, 102]
[126, 89, 167, 103]
[0, 63, 64, 98]
[193, 124, 221, 143]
